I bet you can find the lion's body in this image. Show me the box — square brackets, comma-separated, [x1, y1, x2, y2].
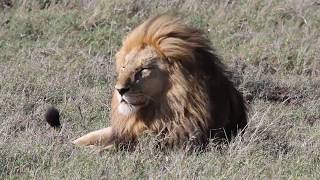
[73, 15, 247, 150]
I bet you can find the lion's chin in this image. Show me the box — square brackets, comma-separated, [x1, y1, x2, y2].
[118, 101, 145, 116]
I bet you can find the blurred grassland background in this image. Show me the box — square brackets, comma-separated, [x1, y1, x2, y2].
[0, 0, 320, 179]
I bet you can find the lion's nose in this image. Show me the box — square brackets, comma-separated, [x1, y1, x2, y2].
[116, 87, 130, 96]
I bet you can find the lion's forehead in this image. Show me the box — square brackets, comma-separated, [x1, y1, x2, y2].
[121, 46, 158, 70]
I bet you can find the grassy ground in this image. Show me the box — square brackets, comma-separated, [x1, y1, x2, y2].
[0, 0, 319, 179]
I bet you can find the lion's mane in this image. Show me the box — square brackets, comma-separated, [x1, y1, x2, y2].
[111, 15, 247, 149]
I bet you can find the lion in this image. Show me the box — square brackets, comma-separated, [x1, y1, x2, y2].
[72, 14, 248, 150]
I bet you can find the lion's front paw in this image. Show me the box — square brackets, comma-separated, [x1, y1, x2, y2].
[71, 137, 89, 146]
[71, 127, 114, 147]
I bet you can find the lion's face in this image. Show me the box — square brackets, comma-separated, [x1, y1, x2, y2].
[114, 46, 168, 115]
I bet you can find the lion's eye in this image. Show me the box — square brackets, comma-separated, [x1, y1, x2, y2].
[140, 68, 151, 78]
[135, 68, 151, 82]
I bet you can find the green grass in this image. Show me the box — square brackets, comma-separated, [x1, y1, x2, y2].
[0, 0, 319, 179]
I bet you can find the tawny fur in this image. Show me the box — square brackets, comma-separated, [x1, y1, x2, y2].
[73, 14, 247, 150]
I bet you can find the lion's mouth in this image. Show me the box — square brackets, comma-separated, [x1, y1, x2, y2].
[120, 97, 146, 106]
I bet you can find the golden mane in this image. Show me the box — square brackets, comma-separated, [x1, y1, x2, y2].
[118, 15, 211, 64]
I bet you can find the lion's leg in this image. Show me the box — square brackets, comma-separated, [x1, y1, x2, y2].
[72, 126, 114, 147]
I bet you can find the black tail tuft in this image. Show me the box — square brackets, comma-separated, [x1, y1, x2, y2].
[45, 106, 61, 128]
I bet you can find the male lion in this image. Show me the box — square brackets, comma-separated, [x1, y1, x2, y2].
[73, 15, 247, 150]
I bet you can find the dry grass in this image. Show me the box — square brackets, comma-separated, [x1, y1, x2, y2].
[0, 0, 320, 179]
